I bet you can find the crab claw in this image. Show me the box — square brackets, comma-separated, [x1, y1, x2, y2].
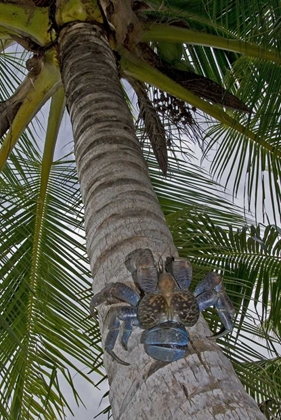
[195, 272, 235, 339]
[207, 292, 235, 339]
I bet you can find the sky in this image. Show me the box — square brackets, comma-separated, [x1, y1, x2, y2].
[63, 370, 109, 419]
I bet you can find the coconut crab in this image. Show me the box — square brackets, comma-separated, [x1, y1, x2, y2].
[90, 249, 235, 365]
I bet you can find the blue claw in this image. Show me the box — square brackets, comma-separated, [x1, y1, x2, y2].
[195, 272, 235, 338]
[194, 272, 221, 297]
[208, 306, 234, 339]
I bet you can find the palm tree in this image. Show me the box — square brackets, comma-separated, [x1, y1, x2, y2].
[1, 0, 280, 418]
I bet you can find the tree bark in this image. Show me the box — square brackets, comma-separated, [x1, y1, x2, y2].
[58, 22, 265, 420]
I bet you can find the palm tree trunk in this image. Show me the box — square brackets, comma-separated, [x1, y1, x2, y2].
[58, 22, 265, 420]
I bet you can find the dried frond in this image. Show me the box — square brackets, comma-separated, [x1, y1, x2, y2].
[129, 78, 168, 174]
[152, 89, 194, 125]
[149, 87, 202, 150]
[135, 43, 250, 113]
[135, 84, 203, 168]
[159, 66, 251, 113]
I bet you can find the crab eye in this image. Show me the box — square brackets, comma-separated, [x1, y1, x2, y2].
[141, 322, 188, 362]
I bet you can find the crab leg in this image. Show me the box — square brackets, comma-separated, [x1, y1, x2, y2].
[104, 312, 123, 363]
[166, 257, 192, 290]
[125, 248, 158, 293]
[90, 282, 140, 316]
[105, 306, 138, 366]
[196, 292, 235, 338]
[90, 282, 140, 365]
[121, 316, 140, 350]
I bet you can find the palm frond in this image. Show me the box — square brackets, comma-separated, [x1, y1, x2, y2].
[0, 47, 27, 98]
[141, 0, 281, 223]
[0, 139, 102, 418]
[144, 146, 249, 226]
[147, 0, 281, 50]
[204, 57, 281, 223]
[167, 210, 281, 323]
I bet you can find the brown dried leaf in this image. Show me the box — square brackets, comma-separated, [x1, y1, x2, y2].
[159, 66, 251, 113]
[130, 78, 168, 175]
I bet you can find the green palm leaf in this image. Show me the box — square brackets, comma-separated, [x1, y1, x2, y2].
[141, 0, 281, 220]
[0, 138, 102, 418]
